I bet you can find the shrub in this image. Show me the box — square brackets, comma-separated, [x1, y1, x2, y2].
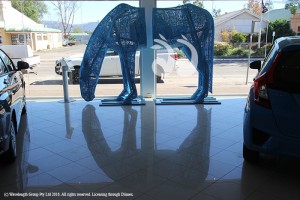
[267, 19, 296, 42]
[231, 32, 247, 44]
[175, 49, 186, 58]
[228, 47, 250, 57]
[253, 43, 273, 56]
[214, 42, 231, 56]
[220, 30, 230, 42]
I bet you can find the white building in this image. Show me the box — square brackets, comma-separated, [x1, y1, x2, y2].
[0, 0, 62, 51]
[214, 9, 268, 41]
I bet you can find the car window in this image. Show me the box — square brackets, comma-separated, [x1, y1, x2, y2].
[0, 57, 7, 75]
[275, 51, 300, 91]
[0, 50, 14, 71]
[259, 44, 276, 75]
[106, 51, 118, 56]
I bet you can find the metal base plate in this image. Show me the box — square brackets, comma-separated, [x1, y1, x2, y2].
[99, 98, 146, 106]
[58, 99, 76, 103]
[155, 97, 221, 105]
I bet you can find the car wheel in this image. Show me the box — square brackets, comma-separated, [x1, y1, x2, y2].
[243, 144, 259, 163]
[6, 120, 17, 162]
[70, 69, 79, 84]
[156, 75, 162, 83]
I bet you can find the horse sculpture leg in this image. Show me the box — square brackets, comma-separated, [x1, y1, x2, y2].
[190, 52, 210, 103]
[117, 51, 137, 104]
[117, 53, 131, 101]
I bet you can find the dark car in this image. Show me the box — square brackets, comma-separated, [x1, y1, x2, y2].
[243, 36, 300, 163]
[0, 49, 28, 162]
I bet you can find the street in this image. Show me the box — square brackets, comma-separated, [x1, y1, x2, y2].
[25, 45, 258, 98]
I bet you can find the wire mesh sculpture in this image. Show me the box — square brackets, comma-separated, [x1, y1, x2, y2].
[153, 4, 214, 103]
[80, 4, 146, 104]
[80, 3, 214, 104]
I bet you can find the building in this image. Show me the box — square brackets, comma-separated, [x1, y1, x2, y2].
[0, 0, 62, 51]
[214, 9, 268, 41]
[262, 8, 291, 22]
[263, 8, 300, 36]
[291, 13, 300, 35]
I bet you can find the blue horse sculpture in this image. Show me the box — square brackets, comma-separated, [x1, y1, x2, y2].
[80, 3, 214, 104]
[80, 4, 146, 103]
[153, 4, 214, 102]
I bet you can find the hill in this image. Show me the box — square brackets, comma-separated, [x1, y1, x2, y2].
[42, 21, 98, 33]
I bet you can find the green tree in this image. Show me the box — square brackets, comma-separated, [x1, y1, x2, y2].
[183, 0, 204, 8]
[285, 0, 300, 15]
[267, 19, 296, 42]
[11, 0, 47, 23]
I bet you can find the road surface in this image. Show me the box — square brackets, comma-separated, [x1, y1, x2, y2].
[24, 45, 258, 98]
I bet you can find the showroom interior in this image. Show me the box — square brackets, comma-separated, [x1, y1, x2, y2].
[1, 0, 300, 200]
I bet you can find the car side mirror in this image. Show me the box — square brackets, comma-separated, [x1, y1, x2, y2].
[17, 61, 29, 70]
[250, 60, 261, 71]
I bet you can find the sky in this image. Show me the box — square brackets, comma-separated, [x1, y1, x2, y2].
[44, 1, 286, 24]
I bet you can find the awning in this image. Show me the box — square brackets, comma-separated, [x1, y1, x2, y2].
[4, 25, 61, 33]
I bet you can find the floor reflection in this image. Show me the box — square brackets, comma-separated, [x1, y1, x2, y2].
[0, 114, 38, 193]
[1, 99, 300, 199]
[82, 104, 212, 189]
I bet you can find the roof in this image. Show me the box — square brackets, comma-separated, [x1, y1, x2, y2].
[69, 32, 89, 36]
[214, 9, 266, 26]
[262, 8, 292, 22]
[5, 25, 61, 33]
[0, 1, 61, 33]
[276, 36, 300, 49]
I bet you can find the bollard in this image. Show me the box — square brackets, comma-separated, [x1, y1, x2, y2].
[62, 65, 70, 103]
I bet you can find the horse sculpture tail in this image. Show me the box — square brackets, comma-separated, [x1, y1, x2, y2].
[153, 4, 214, 103]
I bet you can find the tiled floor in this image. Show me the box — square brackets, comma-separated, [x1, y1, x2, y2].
[1, 98, 300, 200]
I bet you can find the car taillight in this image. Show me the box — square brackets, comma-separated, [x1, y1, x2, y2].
[174, 53, 178, 60]
[254, 73, 271, 108]
[253, 52, 282, 109]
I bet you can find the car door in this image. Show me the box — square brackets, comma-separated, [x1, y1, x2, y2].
[0, 50, 23, 123]
[268, 49, 300, 138]
[101, 51, 118, 76]
[0, 51, 14, 149]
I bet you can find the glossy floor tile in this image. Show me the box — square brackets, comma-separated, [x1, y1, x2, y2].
[1, 98, 300, 200]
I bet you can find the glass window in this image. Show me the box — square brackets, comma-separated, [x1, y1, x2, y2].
[0, 50, 14, 71]
[258, 44, 276, 76]
[0, 57, 7, 75]
[37, 34, 42, 40]
[275, 51, 300, 91]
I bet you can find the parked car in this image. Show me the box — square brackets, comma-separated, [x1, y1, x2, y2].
[243, 36, 300, 163]
[0, 49, 28, 162]
[55, 50, 178, 84]
[62, 39, 76, 46]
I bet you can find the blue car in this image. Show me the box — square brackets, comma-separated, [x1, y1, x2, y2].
[0, 49, 28, 162]
[243, 36, 300, 163]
